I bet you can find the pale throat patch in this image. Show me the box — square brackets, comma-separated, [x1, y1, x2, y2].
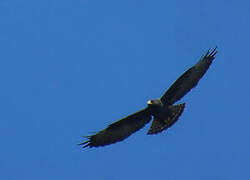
[147, 100, 152, 104]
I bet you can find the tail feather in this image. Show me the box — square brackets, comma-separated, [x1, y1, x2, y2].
[147, 103, 185, 134]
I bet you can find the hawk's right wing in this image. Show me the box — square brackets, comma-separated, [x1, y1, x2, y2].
[79, 108, 152, 148]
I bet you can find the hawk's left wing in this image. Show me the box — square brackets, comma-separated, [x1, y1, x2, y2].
[79, 108, 152, 148]
[161, 48, 217, 105]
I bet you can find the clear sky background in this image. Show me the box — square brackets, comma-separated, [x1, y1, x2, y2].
[1, 0, 250, 179]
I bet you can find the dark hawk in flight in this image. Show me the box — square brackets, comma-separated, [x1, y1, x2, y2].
[79, 48, 217, 148]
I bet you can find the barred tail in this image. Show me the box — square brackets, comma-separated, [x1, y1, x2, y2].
[147, 103, 185, 134]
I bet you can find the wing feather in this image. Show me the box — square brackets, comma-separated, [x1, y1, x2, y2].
[79, 108, 152, 148]
[161, 48, 217, 105]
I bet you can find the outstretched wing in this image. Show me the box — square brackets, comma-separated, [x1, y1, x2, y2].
[161, 48, 217, 105]
[79, 108, 152, 148]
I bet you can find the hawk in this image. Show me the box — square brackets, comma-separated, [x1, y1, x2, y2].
[79, 48, 217, 148]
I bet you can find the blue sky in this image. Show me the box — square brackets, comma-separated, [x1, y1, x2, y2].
[1, 0, 250, 179]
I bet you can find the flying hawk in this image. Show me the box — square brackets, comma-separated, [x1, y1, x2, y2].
[79, 48, 217, 148]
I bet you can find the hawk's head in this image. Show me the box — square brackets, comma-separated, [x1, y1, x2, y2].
[147, 99, 163, 107]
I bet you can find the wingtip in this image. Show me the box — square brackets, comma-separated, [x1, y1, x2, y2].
[78, 141, 91, 148]
[204, 48, 210, 57]
[210, 47, 217, 56]
[82, 143, 91, 148]
[78, 136, 92, 148]
[204, 47, 217, 58]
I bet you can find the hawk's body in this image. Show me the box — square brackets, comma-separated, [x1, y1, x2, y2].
[79, 48, 217, 148]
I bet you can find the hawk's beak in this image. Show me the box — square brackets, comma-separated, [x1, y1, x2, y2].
[147, 100, 152, 105]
